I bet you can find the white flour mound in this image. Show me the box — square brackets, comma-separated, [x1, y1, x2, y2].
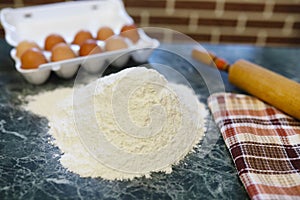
[25, 67, 207, 180]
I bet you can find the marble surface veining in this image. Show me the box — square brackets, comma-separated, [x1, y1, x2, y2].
[1, 39, 299, 200]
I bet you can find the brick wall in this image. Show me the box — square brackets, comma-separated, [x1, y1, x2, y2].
[1, 0, 300, 46]
[124, 0, 300, 46]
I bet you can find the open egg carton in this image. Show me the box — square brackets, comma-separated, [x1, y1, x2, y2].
[0, 0, 159, 84]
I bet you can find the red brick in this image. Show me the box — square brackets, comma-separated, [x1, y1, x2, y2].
[246, 20, 284, 28]
[23, 0, 65, 5]
[198, 18, 237, 27]
[149, 16, 189, 25]
[175, 1, 215, 10]
[0, 2, 14, 9]
[131, 16, 141, 24]
[225, 3, 264, 12]
[0, 27, 4, 38]
[220, 35, 257, 43]
[294, 22, 300, 29]
[267, 37, 300, 44]
[123, 0, 166, 8]
[187, 33, 211, 42]
[0, 0, 13, 4]
[274, 4, 300, 13]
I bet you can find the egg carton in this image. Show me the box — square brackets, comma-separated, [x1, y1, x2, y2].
[0, 0, 159, 84]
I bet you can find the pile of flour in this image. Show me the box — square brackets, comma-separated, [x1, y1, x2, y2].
[25, 67, 207, 180]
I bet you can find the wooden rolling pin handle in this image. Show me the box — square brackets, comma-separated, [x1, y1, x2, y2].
[192, 48, 214, 66]
[229, 59, 300, 121]
[192, 47, 300, 120]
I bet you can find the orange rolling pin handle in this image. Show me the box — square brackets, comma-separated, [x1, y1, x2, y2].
[214, 57, 230, 72]
[192, 48, 230, 71]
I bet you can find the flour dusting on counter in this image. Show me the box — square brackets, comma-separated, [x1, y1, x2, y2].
[24, 67, 207, 180]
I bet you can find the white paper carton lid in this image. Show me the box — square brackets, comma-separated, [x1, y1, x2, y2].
[0, 0, 133, 47]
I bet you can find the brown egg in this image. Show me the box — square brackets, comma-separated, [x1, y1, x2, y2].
[105, 36, 128, 51]
[16, 40, 41, 58]
[51, 43, 76, 62]
[72, 30, 94, 46]
[44, 34, 66, 51]
[21, 48, 47, 69]
[79, 39, 102, 56]
[120, 24, 140, 43]
[96, 26, 114, 41]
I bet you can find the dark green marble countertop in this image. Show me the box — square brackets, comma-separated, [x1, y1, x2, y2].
[0, 39, 299, 200]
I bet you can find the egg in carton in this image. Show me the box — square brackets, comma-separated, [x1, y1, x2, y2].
[1, 0, 159, 84]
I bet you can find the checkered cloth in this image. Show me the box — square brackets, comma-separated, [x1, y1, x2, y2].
[207, 92, 300, 200]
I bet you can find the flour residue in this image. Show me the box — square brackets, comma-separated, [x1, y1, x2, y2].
[25, 67, 207, 180]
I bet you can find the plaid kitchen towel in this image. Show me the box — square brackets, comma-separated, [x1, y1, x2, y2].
[207, 92, 300, 200]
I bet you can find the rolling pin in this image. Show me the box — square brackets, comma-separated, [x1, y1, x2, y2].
[192, 47, 300, 121]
